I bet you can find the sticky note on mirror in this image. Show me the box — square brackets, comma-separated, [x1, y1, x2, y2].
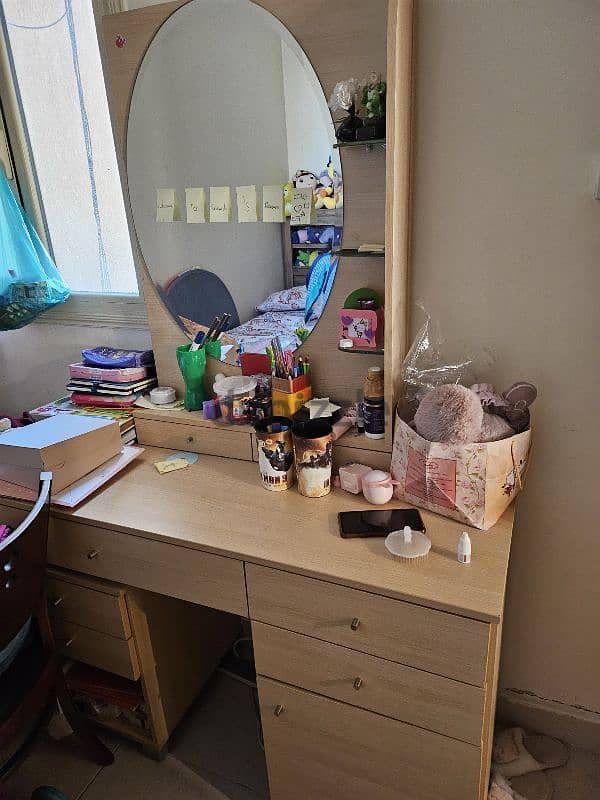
[156, 189, 176, 223]
[185, 187, 205, 223]
[236, 185, 258, 223]
[209, 186, 231, 222]
[290, 187, 314, 226]
[262, 185, 284, 223]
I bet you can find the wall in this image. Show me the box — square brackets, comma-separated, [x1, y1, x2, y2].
[412, 0, 600, 715]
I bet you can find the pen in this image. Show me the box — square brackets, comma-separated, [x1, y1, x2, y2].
[190, 330, 205, 352]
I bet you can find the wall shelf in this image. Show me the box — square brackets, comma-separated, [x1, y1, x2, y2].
[334, 138, 386, 151]
[292, 243, 330, 250]
[338, 344, 384, 355]
[333, 248, 384, 258]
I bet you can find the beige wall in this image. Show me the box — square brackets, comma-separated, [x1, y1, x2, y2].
[413, 0, 600, 713]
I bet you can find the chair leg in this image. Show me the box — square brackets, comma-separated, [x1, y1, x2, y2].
[55, 674, 114, 767]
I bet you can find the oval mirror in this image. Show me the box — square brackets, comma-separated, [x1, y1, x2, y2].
[127, 0, 342, 365]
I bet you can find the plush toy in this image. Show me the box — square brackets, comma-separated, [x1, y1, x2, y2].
[414, 381, 536, 444]
[415, 385, 484, 444]
[314, 186, 336, 210]
[293, 170, 318, 190]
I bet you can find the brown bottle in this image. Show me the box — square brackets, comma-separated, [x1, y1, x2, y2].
[363, 366, 384, 439]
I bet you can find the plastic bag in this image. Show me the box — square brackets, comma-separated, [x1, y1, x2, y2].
[398, 304, 472, 420]
[0, 169, 70, 330]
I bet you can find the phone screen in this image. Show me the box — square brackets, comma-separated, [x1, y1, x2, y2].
[338, 509, 425, 538]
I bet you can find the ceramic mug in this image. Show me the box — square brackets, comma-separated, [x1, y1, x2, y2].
[292, 420, 333, 498]
[254, 417, 294, 491]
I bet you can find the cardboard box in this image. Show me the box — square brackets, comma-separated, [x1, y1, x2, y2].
[0, 415, 122, 492]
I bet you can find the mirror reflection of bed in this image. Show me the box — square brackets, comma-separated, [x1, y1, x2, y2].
[127, 0, 343, 364]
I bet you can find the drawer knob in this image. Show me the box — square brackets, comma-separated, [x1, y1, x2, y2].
[87, 549, 100, 560]
[187, 436, 194, 443]
[350, 617, 360, 631]
[274, 704, 284, 717]
[52, 596, 64, 607]
[353, 677, 363, 691]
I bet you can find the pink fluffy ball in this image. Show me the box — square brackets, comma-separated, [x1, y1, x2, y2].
[415, 384, 483, 444]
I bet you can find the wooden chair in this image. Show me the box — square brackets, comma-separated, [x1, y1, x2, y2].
[0, 472, 113, 782]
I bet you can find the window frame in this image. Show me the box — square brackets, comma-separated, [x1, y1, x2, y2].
[0, 2, 147, 330]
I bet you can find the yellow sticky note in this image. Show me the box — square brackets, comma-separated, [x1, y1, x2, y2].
[185, 187, 206, 223]
[236, 185, 258, 223]
[262, 185, 284, 222]
[154, 458, 189, 475]
[156, 189, 176, 223]
[209, 186, 231, 222]
[290, 187, 314, 226]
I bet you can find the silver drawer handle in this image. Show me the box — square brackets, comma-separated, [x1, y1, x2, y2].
[64, 636, 75, 648]
[353, 677, 363, 691]
[87, 549, 100, 560]
[274, 704, 284, 717]
[350, 617, 360, 631]
[52, 596, 64, 607]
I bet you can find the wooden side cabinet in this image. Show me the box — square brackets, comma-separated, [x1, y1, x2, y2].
[47, 567, 239, 758]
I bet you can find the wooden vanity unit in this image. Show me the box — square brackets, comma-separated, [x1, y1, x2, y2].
[0, 448, 513, 798]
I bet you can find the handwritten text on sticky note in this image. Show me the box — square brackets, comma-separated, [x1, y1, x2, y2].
[262, 185, 284, 222]
[236, 185, 258, 223]
[290, 187, 313, 226]
[209, 186, 231, 222]
[185, 187, 205, 223]
[156, 189, 176, 223]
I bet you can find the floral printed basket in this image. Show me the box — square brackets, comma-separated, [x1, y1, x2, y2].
[391, 413, 532, 530]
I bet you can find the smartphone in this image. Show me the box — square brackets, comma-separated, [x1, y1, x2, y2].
[338, 508, 425, 539]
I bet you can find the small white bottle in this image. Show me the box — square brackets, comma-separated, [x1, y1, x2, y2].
[458, 532, 471, 564]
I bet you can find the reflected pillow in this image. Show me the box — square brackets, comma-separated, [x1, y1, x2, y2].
[257, 286, 307, 313]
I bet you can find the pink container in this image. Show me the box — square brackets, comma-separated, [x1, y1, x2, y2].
[361, 470, 399, 505]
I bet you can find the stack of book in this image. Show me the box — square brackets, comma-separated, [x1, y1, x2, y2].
[28, 348, 157, 447]
[29, 396, 138, 445]
[67, 347, 157, 410]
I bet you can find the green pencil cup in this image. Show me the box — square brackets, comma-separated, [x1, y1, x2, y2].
[204, 338, 221, 361]
[176, 344, 206, 410]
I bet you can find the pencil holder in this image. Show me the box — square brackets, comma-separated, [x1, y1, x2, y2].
[176, 344, 206, 411]
[204, 339, 221, 360]
[254, 416, 294, 491]
[292, 419, 333, 498]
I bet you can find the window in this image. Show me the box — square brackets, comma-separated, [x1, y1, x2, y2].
[0, 0, 138, 298]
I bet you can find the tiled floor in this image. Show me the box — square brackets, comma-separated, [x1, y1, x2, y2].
[3, 674, 599, 800]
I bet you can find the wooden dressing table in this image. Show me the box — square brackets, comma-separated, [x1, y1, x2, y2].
[0, 448, 513, 799]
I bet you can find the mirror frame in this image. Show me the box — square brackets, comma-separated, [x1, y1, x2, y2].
[102, 0, 412, 452]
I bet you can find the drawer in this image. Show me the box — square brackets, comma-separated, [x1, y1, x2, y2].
[252, 622, 484, 745]
[258, 676, 481, 800]
[52, 619, 140, 680]
[47, 570, 131, 639]
[246, 564, 489, 685]
[135, 418, 253, 461]
[48, 520, 247, 617]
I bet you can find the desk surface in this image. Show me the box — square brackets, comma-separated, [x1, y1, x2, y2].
[1, 447, 513, 622]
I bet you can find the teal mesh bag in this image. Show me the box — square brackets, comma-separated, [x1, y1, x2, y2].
[0, 169, 70, 330]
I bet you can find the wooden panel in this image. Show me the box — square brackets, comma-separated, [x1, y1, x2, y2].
[252, 621, 484, 745]
[126, 591, 239, 748]
[332, 443, 391, 472]
[47, 519, 247, 617]
[135, 417, 253, 461]
[101, 0, 407, 453]
[246, 564, 490, 685]
[47, 570, 131, 639]
[258, 677, 481, 800]
[51, 619, 140, 680]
